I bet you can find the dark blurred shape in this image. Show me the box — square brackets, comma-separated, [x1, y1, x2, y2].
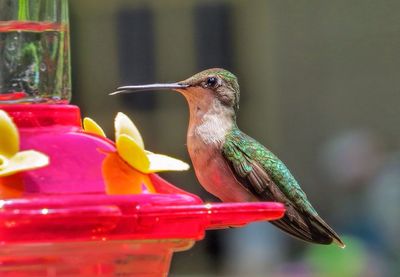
[116, 7, 156, 110]
[194, 2, 233, 70]
[318, 130, 385, 243]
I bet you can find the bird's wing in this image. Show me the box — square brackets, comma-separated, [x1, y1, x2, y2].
[222, 129, 345, 246]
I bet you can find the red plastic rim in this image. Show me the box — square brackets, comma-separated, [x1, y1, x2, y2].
[0, 193, 285, 243]
[0, 104, 81, 128]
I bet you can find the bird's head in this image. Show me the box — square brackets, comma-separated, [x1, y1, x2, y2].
[112, 68, 240, 114]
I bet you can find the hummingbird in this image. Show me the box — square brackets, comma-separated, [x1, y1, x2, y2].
[111, 68, 345, 247]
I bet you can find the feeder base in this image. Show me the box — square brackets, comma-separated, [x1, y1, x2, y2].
[0, 239, 194, 276]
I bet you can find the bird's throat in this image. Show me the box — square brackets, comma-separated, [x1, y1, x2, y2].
[186, 99, 235, 146]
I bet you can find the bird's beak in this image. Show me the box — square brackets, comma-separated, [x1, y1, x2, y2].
[110, 83, 189, 95]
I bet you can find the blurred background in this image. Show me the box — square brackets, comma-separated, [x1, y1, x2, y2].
[69, 0, 400, 276]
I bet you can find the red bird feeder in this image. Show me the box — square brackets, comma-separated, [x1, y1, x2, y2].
[0, 105, 285, 276]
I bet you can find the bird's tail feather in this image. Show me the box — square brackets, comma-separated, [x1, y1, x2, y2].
[309, 214, 346, 248]
[270, 211, 345, 248]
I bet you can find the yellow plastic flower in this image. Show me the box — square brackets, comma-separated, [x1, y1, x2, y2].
[0, 110, 49, 177]
[83, 113, 189, 195]
[82, 117, 106, 138]
[83, 113, 190, 174]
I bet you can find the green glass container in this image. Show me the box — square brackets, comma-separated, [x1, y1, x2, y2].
[0, 0, 71, 103]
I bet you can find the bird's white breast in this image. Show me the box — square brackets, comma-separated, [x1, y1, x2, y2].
[194, 112, 231, 145]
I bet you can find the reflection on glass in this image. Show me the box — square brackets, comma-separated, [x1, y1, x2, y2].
[0, 0, 70, 103]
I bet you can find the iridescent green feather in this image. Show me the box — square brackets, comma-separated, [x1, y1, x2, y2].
[222, 127, 317, 215]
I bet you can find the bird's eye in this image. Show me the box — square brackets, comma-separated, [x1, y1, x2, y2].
[206, 77, 217, 87]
